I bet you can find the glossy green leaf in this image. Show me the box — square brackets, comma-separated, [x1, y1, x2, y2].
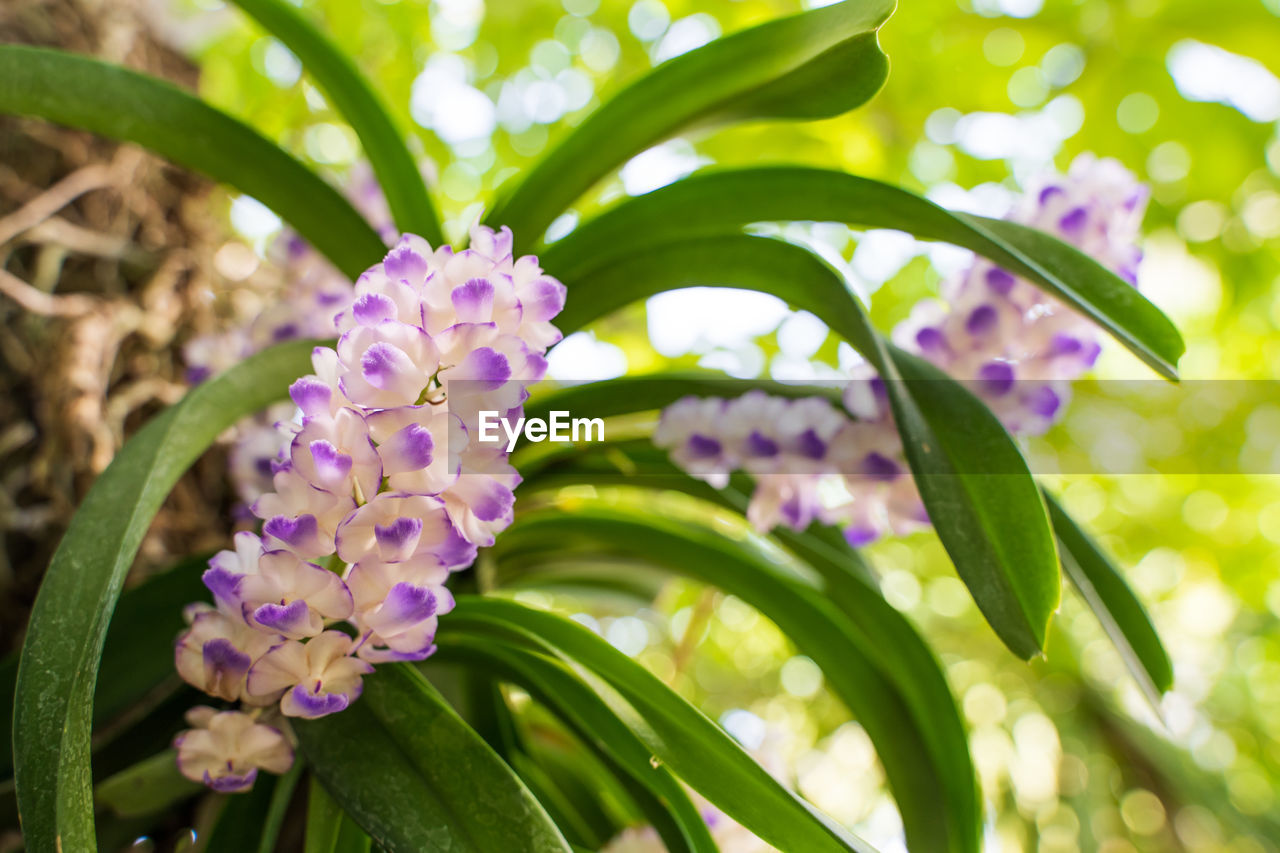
[515, 431, 979, 850]
[492, 508, 977, 851]
[447, 596, 877, 853]
[0, 46, 383, 279]
[228, 0, 443, 245]
[257, 759, 305, 853]
[295, 664, 571, 853]
[545, 233, 1060, 657]
[487, 0, 893, 244]
[306, 776, 372, 853]
[436, 638, 718, 853]
[2, 557, 209, 785]
[12, 338, 316, 853]
[1046, 491, 1173, 705]
[541, 167, 1183, 379]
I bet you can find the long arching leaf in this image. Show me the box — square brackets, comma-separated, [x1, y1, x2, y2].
[11, 339, 315, 853]
[487, 0, 893, 244]
[447, 597, 877, 853]
[1045, 491, 1173, 706]
[514, 433, 979, 851]
[228, 0, 443, 245]
[546, 234, 1060, 658]
[540, 167, 1183, 379]
[492, 508, 979, 852]
[295, 665, 571, 853]
[0, 46, 384, 278]
[434, 639, 718, 853]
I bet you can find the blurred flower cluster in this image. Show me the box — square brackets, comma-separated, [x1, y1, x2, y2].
[658, 154, 1148, 546]
[172, 221, 565, 792]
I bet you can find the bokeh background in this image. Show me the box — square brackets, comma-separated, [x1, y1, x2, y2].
[3, 0, 1279, 849]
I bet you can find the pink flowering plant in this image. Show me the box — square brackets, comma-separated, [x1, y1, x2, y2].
[3, 0, 1191, 851]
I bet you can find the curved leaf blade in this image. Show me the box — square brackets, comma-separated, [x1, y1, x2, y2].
[435, 638, 718, 853]
[543, 234, 1060, 657]
[448, 597, 877, 853]
[514, 432, 979, 850]
[12, 339, 316, 853]
[487, 0, 893, 244]
[492, 509, 978, 851]
[306, 776, 372, 853]
[0, 46, 384, 279]
[1045, 491, 1173, 705]
[228, 0, 443, 245]
[295, 664, 571, 853]
[541, 167, 1183, 378]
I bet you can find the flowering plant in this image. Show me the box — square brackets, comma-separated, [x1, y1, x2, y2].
[1, 0, 1191, 850]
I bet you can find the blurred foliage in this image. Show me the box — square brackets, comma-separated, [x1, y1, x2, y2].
[172, 0, 1280, 849]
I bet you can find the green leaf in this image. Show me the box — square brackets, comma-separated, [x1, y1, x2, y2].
[257, 759, 306, 853]
[0, 46, 384, 279]
[94, 751, 201, 819]
[544, 233, 1060, 657]
[487, 0, 893, 245]
[295, 664, 571, 853]
[447, 596, 877, 853]
[435, 637, 718, 853]
[306, 776, 372, 853]
[1045, 491, 1173, 704]
[12, 338, 315, 853]
[541, 167, 1183, 379]
[228, 0, 443, 245]
[492, 508, 978, 852]
[515, 432, 979, 850]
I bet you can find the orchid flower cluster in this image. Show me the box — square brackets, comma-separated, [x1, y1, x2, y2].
[172, 224, 566, 792]
[185, 167, 396, 510]
[656, 154, 1148, 546]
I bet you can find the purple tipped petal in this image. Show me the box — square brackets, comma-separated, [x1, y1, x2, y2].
[353, 293, 397, 326]
[374, 517, 423, 555]
[385, 423, 434, 472]
[1058, 206, 1088, 234]
[965, 305, 998, 336]
[202, 638, 251, 681]
[289, 377, 332, 416]
[780, 495, 806, 530]
[1048, 334, 1083, 356]
[264, 514, 320, 550]
[381, 582, 438, 625]
[916, 326, 949, 353]
[251, 599, 312, 635]
[287, 683, 351, 718]
[1038, 184, 1063, 204]
[686, 434, 722, 460]
[202, 567, 243, 611]
[744, 430, 779, 458]
[1025, 385, 1061, 418]
[361, 342, 415, 389]
[978, 361, 1016, 396]
[461, 347, 511, 390]
[383, 241, 428, 281]
[985, 267, 1016, 295]
[844, 524, 879, 547]
[795, 428, 827, 460]
[309, 440, 353, 483]
[204, 768, 258, 793]
[452, 278, 495, 319]
[861, 451, 901, 482]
